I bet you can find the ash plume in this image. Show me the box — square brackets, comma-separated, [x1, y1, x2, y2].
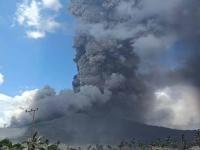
[9, 0, 200, 130]
[67, 0, 200, 129]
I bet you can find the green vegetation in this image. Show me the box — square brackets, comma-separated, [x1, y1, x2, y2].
[1, 129, 200, 150]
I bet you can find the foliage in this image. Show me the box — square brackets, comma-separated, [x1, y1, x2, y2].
[1, 129, 200, 150]
[0, 138, 12, 149]
[194, 129, 200, 147]
[47, 141, 61, 150]
[12, 143, 24, 150]
[21, 131, 47, 150]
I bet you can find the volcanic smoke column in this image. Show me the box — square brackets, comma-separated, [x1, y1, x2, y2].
[67, 0, 152, 122]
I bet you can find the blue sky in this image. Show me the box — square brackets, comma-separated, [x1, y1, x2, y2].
[0, 0, 77, 97]
[0, 0, 78, 126]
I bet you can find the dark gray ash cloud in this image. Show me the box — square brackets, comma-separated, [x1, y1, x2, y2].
[9, 0, 200, 130]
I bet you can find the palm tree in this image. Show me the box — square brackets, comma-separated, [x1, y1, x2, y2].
[149, 141, 154, 147]
[148, 142, 155, 150]
[21, 131, 47, 150]
[47, 141, 61, 150]
[154, 141, 157, 147]
[194, 129, 200, 147]
[118, 144, 122, 150]
[107, 145, 112, 150]
[165, 135, 172, 147]
[180, 134, 187, 150]
[171, 140, 178, 149]
[124, 141, 128, 149]
[87, 145, 92, 150]
[119, 140, 125, 150]
[140, 143, 146, 150]
[138, 140, 143, 149]
[121, 140, 125, 147]
[44, 139, 49, 148]
[127, 143, 132, 150]
[99, 145, 103, 150]
[131, 138, 135, 149]
[156, 138, 162, 147]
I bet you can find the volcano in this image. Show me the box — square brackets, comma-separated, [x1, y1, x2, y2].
[1, 113, 197, 146]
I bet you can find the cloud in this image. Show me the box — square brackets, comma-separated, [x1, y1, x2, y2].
[26, 30, 45, 39]
[0, 73, 4, 85]
[42, 0, 62, 11]
[146, 85, 200, 130]
[3, 85, 111, 128]
[14, 0, 62, 39]
[0, 89, 38, 127]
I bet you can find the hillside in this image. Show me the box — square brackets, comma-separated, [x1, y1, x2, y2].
[0, 113, 197, 146]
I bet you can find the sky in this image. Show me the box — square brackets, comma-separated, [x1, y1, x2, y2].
[0, 0, 77, 127]
[0, 0, 200, 131]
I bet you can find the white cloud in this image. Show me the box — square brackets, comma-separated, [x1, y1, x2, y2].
[39, 18, 61, 33]
[42, 0, 62, 11]
[0, 89, 38, 127]
[147, 85, 200, 130]
[14, 0, 62, 39]
[0, 73, 4, 85]
[26, 30, 45, 39]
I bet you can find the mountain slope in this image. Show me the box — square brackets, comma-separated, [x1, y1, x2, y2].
[0, 113, 197, 146]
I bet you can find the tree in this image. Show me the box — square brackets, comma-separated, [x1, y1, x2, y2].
[87, 145, 92, 150]
[165, 135, 172, 147]
[124, 141, 128, 148]
[180, 134, 187, 150]
[118, 144, 122, 150]
[47, 141, 61, 150]
[107, 145, 112, 150]
[44, 139, 49, 147]
[127, 143, 132, 150]
[157, 138, 162, 147]
[130, 138, 135, 149]
[21, 131, 47, 150]
[119, 140, 125, 150]
[1, 145, 10, 150]
[0, 138, 13, 149]
[138, 140, 142, 149]
[140, 142, 145, 150]
[147, 142, 154, 150]
[149, 141, 154, 147]
[194, 129, 200, 147]
[171, 140, 178, 149]
[95, 144, 103, 150]
[12, 143, 24, 150]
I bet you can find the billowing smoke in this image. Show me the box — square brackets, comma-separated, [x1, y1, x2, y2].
[9, 85, 112, 127]
[9, 0, 200, 130]
[67, 0, 200, 129]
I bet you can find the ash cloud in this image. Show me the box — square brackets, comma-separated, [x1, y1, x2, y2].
[67, 0, 200, 129]
[9, 85, 111, 127]
[9, 0, 200, 130]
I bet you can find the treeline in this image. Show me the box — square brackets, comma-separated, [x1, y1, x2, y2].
[1, 129, 200, 150]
